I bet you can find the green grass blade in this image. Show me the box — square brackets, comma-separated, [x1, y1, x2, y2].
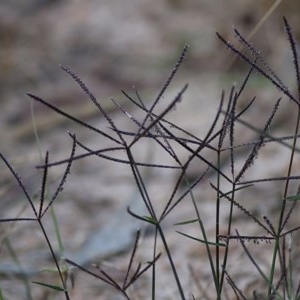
[31, 281, 64, 292]
[176, 231, 226, 247]
[0, 284, 5, 300]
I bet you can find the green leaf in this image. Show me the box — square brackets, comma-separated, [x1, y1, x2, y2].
[176, 231, 226, 247]
[174, 218, 199, 226]
[143, 216, 158, 225]
[31, 281, 65, 292]
[286, 194, 300, 201]
[0, 285, 5, 300]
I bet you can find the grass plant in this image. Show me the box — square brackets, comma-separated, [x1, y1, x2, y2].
[1, 17, 300, 299]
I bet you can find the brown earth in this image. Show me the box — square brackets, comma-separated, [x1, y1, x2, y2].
[1, 1, 300, 299]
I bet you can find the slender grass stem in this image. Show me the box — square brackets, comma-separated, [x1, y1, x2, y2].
[269, 107, 300, 297]
[157, 224, 186, 300]
[38, 220, 70, 299]
[215, 151, 221, 299]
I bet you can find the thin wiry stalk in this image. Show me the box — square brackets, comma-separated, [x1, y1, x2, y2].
[235, 65, 255, 99]
[110, 128, 215, 150]
[110, 97, 183, 162]
[118, 87, 215, 229]
[204, 95, 256, 152]
[112, 125, 217, 150]
[0, 218, 36, 222]
[238, 175, 300, 185]
[129, 84, 188, 147]
[37, 149, 74, 298]
[60, 65, 126, 145]
[280, 183, 300, 231]
[37, 142, 177, 169]
[121, 87, 233, 155]
[31, 94, 66, 257]
[38, 151, 49, 219]
[83, 262, 119, 285]
[121, 89, 208, 145]
[235, 230, 277, 298]
[125, 263, 142, 290]
[214, 88, 237, 298]
[97, 270, 121, 290]
[279, 235, 287, 297]
[151, 228, 159, 300]
[157, 223, 186, 300]
[126, 207, 157, 225]
[215, 141, 222, 299]
[283, 17, 300, 99]
[131, 82, 188, 149]
[159, 148, 204, 220]
[269, 18, 300, 297]
[0, 152, 38, 219]
[271, 275, 284, 300]
[281, 225, 300, 237]
[263, 216, 276, 236]
[218, 87, 234, 149]
[162, 167, 210, 220]
[215, 119, 228, 298]
[214, 84, 252, 295]
[27, 93, 122, 145]
[14, 17, 300, 298]
[216, 32, 298, 104]
[64, 259, 130, 300]
[221, 131, 300, 153]
[196, 89, 226, 150]
[123, 230, 140, 289]
[135, 45, 189, 139]
[124, 253, 161, 290]
[41, 134, 76, 218]
[233, 28, 288, 95]
[132, 86, 184, 163]
[160, 90, 226, 220]
[128, 207, 185, 298]
[225, 270, 247, 300]
[158, 121, 233, 182]
[37, 218, 70, 299]
[1, 147, 73, 298]
[175, 160, 221, 295]
[235, 98, 281, 183]
[218, 96, 257, 147]
[125, 147, 156, 218]
[189, 184, 219, 294]
[210, 183, 273, 235]
[126, 117, 187, 299]
[128, 93, 180, 161]
[219, 91, 240, 295]
[229, 93, 238, 178]
[218, 235, 275, 243]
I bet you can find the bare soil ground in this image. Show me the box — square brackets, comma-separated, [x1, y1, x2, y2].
[1, 1, 300, 299]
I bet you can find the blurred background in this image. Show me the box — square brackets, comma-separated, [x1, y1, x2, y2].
[1, 1, 300, 299]
[1, 0, 300, 152]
